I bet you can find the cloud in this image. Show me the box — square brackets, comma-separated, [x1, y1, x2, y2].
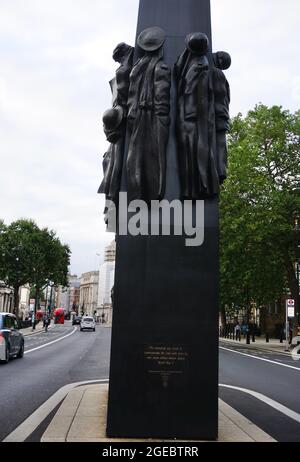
[0, 0, 299, 276]
[211, 0, 300, 115]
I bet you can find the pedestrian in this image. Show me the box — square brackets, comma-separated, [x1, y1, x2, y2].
[235, 322, 241, 341]
[44, 315, 50, 332]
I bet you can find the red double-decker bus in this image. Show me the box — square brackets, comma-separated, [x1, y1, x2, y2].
[53, 308, 65, 324]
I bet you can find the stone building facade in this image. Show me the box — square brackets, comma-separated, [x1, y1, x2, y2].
[79, 271, 99, 317]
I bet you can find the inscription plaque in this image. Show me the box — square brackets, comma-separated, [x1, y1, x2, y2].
[144, 344, 189, 389]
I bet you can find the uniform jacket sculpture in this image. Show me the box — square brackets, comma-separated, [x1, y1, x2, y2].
[212, 51, 231, 184]
[98, 42, 134, 204]
[126, 27, 171, 202]
[175, 33, 231, 199]
[98, 28, 231, 209]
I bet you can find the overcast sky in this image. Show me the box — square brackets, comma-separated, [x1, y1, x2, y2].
[0, 0, 299, 276]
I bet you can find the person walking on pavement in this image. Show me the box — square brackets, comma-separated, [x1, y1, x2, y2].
[44, 315, 50, 332]
[235, 322, 241, 341]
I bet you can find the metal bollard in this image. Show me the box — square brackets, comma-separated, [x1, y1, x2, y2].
[266, 333, 269, 343]
[252, 332, 255, 342]
[246, 332, 250, 344]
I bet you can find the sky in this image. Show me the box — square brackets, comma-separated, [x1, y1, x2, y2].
[0, 0, 299, 275]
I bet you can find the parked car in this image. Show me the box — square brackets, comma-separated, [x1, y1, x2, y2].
[0, 313, 24, 364]
[72, 315, 82, 325]
[80, 316, 96, 332]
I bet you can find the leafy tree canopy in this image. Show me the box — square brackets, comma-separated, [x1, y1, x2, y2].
[0, 219, 71, 311]
[220, 104, 300, 312]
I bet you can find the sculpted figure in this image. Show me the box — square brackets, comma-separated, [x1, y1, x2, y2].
[98, 43, 134, 205]
[175, 32, 219, 199]
[175, 32, 231, 199]
[126, 27, 171, 202]
[212, 51, 231, 183]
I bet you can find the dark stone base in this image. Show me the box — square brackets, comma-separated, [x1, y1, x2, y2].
[107, 200, 219, 440]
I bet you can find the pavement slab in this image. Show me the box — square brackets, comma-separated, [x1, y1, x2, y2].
[41, 384, 276, 443]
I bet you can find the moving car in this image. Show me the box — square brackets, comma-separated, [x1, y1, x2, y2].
[72, 315, 82, 325]
[0, 313, 24, 364]
[80, 316, 96, 332]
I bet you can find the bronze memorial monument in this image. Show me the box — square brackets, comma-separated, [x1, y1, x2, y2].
[98, 0, 231, 440]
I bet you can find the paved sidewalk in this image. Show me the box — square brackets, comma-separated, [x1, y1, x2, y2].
[41, 384, 275, 443]
[20, 322, 54, 337]
[220, 336, 292, 355]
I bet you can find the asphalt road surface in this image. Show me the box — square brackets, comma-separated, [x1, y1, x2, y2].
[1, 325, 300, 442]
[219, 340, 300, 442]
[0, 321, 111, 441]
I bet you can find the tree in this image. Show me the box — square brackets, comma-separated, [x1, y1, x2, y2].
[0, 220, 41, 315]
[0, 219, 71, 317]
[29, 226, 70, 315]
[220, 105, 300, 328]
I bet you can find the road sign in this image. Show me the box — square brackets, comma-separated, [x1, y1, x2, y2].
[288, 307, 295, 317]
[286, 299, 295, 318]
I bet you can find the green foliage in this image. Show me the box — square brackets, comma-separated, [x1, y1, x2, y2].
[0, 219, 71, 306]
[0, 219, 40, 290]
[220, 104, 300, 312]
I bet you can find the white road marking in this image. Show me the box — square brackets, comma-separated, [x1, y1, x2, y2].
[219, 341, 292, 357]
[220, 346, 300, 371]
[220, 384, 300, 425]
[22, 326, 57, 338]
[3, 379, 109, 442]
[24, 327, 77, 355]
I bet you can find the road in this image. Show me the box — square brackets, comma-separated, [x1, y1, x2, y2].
[0, 321, 111, 442]
[1, 325, 300, 442]
[219, 340, 300, 442]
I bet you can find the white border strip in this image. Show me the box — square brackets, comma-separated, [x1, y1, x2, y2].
[219, 339, 292, 357]
[220, 384, 300, 425]
[24, 327, 77, 355]
[3, 379, 109, 442]
[22, 325, 54, 338]
[220, 346, 300, 371]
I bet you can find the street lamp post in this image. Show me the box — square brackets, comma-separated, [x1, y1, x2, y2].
[101, 303, 105, 324]
[13, 244, 23, 318]
[297, 261, 300, 328]
[45, 285, 49, 316]
[245, 285, 251, 345]
[294, 218, 300, 332]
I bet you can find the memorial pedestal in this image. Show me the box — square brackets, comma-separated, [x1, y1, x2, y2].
[106, 0, 219, 440]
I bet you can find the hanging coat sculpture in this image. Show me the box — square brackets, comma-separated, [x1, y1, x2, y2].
[98, 42, 134, 205]
[175, 32, 226, 199]
[126, 27, 171, 202]
[212, 51, 231, 184]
